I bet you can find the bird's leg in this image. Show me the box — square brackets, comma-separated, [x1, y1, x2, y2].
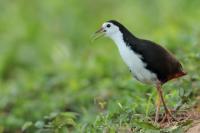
[155, 93, 161, 122]
[156, 82, 177, 123]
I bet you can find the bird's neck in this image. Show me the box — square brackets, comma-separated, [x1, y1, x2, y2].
[109, 30, 138, 51]
[109, 32, 126, 50]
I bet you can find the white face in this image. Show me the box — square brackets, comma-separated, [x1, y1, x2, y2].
[102, 22, 120, 37]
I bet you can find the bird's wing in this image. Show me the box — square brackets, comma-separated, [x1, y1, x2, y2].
[129, 39, 183, 83]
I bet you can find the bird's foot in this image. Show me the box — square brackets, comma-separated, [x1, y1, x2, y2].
[160, 111, 177, 124]
[161, 113, 172, 124]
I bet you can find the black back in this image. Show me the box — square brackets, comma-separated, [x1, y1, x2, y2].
[108, 20, 184, 83]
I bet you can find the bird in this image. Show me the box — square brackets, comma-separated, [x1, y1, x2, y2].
[93, 20, 186, 123]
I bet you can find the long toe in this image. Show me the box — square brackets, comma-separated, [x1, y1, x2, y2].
[161, 113, 171, 124]
[160, 112, 177, 125]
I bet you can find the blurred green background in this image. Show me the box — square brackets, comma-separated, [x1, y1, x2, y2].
[0, 0, 200, 132]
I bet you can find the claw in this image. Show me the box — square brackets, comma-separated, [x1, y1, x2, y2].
[160, 110, 177, 124]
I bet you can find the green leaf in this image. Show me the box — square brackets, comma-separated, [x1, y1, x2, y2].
[133, 120, 160, 130]
[35, 121, 45, 129]
[22, 121, 33, 131]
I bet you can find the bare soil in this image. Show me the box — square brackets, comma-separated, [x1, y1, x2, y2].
[186, 121, 200, 133]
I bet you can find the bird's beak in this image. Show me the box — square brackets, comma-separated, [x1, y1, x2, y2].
[91, 27, 105, 41]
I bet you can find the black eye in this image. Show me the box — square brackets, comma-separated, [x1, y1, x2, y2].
[106, 24, 111, 28]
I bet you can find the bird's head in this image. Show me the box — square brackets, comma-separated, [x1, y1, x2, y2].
[93, 20, 121, 40]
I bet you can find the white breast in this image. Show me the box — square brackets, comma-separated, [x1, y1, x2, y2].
[109, 32, 157, 84]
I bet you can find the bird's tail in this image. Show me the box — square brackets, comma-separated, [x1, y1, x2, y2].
[169, 71, 187, 81]
[174, 71, 187, 78]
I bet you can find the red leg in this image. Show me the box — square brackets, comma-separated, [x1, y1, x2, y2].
[156, 82, 177, 123]
[155, 94, 161, 122]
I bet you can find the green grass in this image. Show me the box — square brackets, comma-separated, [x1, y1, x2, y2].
[0, 0, 200, 132]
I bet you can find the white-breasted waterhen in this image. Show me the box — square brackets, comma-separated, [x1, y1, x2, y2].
[93, 20, 186, 123]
